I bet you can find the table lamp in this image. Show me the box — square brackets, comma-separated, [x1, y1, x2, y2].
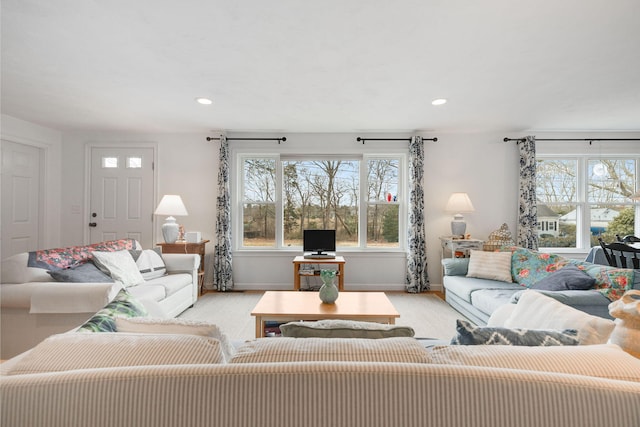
[445, 192, 475, 237]
[154, 195, 189, 243]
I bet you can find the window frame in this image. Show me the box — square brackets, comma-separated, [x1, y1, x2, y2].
[536, 151, 640, 252]
[233, 150, 408, 253]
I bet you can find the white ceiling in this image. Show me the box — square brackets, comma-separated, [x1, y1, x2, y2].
[2, 0, 640, 134]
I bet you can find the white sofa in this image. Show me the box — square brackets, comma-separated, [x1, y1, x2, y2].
[0, 241, 199, 359]
[1, 331, 639, 427]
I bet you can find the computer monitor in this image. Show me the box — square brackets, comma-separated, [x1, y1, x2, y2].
[303, 229, 336, 256]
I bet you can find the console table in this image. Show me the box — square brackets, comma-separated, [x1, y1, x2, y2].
[293, 256, 345, 291]
[439, 236, 484, 259]
[158, 240, 209, 295]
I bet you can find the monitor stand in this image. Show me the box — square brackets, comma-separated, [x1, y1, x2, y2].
[303, 252, 336, 259]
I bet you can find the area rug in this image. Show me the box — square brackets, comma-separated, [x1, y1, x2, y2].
[179, 291, 466, 341]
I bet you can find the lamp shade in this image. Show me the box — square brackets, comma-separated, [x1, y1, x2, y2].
[154, 195, 189, 216]
[154, 195, 188, 243]
[445, 193, 475, 213]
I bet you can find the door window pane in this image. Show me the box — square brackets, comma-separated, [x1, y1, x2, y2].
[102, 157, 118, 168]
[127, 157, 143, 168]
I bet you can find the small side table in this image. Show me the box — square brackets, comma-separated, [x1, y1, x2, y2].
[439, 236, 484, 259]
[158, 240, 210, 296]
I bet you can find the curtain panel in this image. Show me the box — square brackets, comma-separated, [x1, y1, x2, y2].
[517, 136, 538, 250]
[406, 136, 429, 293]
[213, 135, 234, 291]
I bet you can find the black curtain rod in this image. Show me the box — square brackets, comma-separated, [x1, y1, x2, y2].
[504, 137, 640, 144]
[206, 136, 287, 144]
[356, 137, 438, 144]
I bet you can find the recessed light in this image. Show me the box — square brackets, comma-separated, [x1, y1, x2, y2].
[431, 98, 447, 106]
[195, 97, 213, 105]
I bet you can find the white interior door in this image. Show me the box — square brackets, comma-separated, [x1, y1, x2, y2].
[1, 140, 43, 259]
[89, 147, 155, 248]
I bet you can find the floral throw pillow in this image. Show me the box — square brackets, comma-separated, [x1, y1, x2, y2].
[567, 260, 634, 301]
[77, 288, 148, 332]
[511, 248, 567, 287]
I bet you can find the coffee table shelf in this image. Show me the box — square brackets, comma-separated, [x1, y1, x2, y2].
[251, 291, 399, 338]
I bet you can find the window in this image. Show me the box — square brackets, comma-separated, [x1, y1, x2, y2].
[237, 154, 406, 251]
[536, 156, 638, 250]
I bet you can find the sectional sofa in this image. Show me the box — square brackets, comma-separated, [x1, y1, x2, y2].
[442, 247, 640, 325]
[0, 239, 199, 359]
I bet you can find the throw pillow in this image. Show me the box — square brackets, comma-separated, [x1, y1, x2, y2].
[230, 337, 430, 364]
[441, 258, 470, 276]
[279, 319, 415, 338]
[129, 248, 167, 280]
[427, 344, 640, 382]
[466, 250, 513, 282]
[502, 290, 615, 345]
[510, 247, 567, 287]
[567, 259, 634, 301]
[450, 319, 579, 346]
[77, 288, 148, 332]
[530, 264, 596, 291]
[46, 261, 114, 283]
[115, 317, 236, 362]
[6, 332, 226, 375]
[92, 250, 145, 287]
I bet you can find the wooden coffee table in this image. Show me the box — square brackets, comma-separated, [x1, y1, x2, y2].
[251, 291, 400, 338]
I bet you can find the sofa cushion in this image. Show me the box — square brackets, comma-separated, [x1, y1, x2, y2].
[530, 264, 596, 291]
[466, 250, 513, 282]
[1, 252, 54, 283]
[450, 319, 579, 346]
[126, 284, 166, 302]
[46, 261, 114, 283]
[115, 317, 236, 362]
[428, 344, 640, 382]
[279, 319, 415, 338]
[509, 289, 613, 319]
[230, 337, 430, 364]
[444, 275, 522, 303]
[92, 250, 145, 287]
[503, 290, 615, 345]
[145, 273, 192, 296]
[470, 288, 520, 316]
[77, 288, 148, 332]
[5, 332, 226, 375]
[129, 248, 167, 280]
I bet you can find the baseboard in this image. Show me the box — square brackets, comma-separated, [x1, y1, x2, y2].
[232, 283, 444, 292]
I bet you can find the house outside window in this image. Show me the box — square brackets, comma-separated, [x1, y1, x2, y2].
[237, 153, 406, 251]
[536, 155, 638, 250]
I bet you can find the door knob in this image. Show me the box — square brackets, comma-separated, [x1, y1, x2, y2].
[89, 222, 97, 227]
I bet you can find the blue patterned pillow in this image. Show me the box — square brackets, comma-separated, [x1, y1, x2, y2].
[77, 288, 148, 332]
[451, 319, 579, 346]
[511, 248, 566, 287]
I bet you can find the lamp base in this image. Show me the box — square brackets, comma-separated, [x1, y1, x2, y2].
[451, 214, 466, 237]
[162, 216, 180, 243]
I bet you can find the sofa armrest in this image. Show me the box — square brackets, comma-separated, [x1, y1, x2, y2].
[162, 254, 199, 273]
[441, 258, 470, 276]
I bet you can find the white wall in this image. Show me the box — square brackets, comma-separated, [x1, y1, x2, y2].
[52, 128, 640, 290]
[56, 130, 521, 291]
[0, 114, 63, 250]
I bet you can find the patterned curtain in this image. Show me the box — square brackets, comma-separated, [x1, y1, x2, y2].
[213, 135, 234, 291]
[406, 136, 429, 293]
[517, 136, 538, 250]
